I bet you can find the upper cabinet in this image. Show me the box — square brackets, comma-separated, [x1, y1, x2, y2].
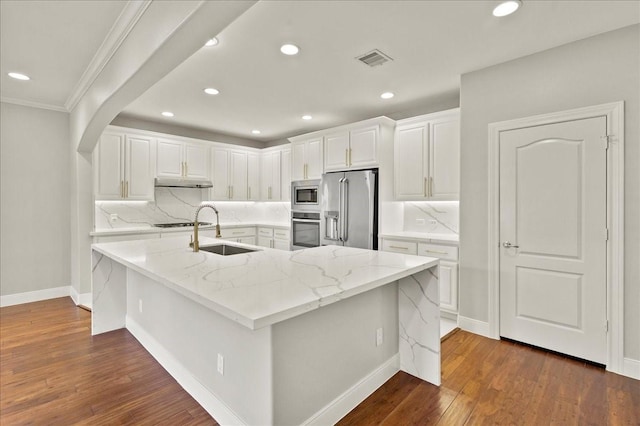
[247, 153, 260, 201]
[157, 139, 209, 179]
[280, 148, 291, 201]
[324, 125, 378, 171]
[94, 130, 155, 201]
[261, 150, 282, 201]
[394, 109, 460, 200]
[211, 147, 257, 201]
[291, 137, 323, 181]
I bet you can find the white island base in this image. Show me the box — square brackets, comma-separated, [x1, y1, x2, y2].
[92, 239, 440, 425]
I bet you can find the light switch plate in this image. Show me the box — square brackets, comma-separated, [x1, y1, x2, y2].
[110, 213, 118, 223]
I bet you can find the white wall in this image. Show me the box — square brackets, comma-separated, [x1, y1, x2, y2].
[459, 25, 639, 361]
[0, 102, 71, 296]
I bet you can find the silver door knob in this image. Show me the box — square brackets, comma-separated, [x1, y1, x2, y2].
[503, 241, 520, 248]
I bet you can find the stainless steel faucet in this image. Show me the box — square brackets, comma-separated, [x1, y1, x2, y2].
[190, 203, 221, 252]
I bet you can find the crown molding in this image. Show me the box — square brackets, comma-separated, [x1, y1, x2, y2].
[64, 0, 152, 112]
[1, 96, 68, 113]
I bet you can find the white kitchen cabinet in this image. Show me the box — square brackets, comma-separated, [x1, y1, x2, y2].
[247, 153, 260, 201]
[157, 138, 209, 179]
[291, 137, 323, 180]
[257, 227, 290, 250]
[216, 226, 256, 245]
[211, 148, 253, 200]
[324, 125, 379, 172]
[94, 131, 155, 201]
[93, 232, 160, 243]
[261, 151, 281, 200]
[280, 148, 291, 201]
[381, 236, 459, 314]
[394, 109, 460, 200]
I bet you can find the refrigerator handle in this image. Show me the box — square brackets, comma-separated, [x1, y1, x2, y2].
[338, 177, 343, 241]
[341, 178, 349, 242]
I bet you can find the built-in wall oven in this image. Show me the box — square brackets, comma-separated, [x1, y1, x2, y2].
[291, 211, 321, 250]
[291, 180, 321, 250]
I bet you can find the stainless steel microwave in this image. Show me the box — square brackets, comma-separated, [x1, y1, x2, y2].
[291, 180, 320, 210]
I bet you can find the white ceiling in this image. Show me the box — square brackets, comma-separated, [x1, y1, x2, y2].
[0, 0, 126, 110]
[1, 1, 638, 142]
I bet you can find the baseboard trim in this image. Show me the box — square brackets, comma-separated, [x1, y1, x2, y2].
[302, 354, 400, 426]
[623, 357, 640, 380]
[458, 315, 493, 339]
[126, 316, 246, 426]
[0, 286, 71, 307]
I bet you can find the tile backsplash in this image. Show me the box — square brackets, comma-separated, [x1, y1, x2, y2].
[402, 201, 459, 235]
[95, 188, 290, 230]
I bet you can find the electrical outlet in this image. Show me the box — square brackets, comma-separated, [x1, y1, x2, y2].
[138, 299, 143, 313]
[428, 219, 437, 225]
[416, 218, 425, 225]
[376, 328, 384, 347]
[110, 213, 118, 223]
[217, 353, 224, 375]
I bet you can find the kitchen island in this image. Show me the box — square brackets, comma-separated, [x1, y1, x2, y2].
[92, 236, 440, 425]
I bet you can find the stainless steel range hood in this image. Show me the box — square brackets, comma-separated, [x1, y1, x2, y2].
[154, 177, 213, 188]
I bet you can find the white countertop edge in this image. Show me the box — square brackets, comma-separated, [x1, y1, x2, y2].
[92, 243, 438, 330]
[379, 232, 459, 244]
[91, 222, 290, 237]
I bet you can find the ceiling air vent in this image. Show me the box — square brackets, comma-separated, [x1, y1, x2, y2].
[356, 49, 393, 67]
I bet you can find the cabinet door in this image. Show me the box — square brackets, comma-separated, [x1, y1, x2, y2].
[229, 151, 248, 200]
[261, 152, 281, 200]
[185, 143, 209, 179]
[349, 126, 378, 168]
[211, 148, 230, 200]
[324, 132, 350, 171]
[429, 117, 460, 199]
[281, 148, 291, 201]
[270, 152, 281, 200]
[257, 236, 272, 248]
[157, 139, 183, 177]
[306, 138, 323, 179]
[273, 239, 290, 251]
[394, 124, 429, 200]
[291, 141, 306, 181]
[439, 260, 458, 313]
[95, 133, 124, 200]
[247, 153, 260, 201]
[237, 236, 256, 245]
[125, 135, 154, 200]
[381, 239, 418, 255]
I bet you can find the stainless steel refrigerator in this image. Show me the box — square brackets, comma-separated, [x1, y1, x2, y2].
[320, 169, 378, 249]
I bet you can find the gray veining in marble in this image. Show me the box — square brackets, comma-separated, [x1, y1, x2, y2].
[403, 201, 459, 235]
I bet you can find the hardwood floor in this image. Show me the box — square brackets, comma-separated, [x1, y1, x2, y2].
[2, 297, 638, 425]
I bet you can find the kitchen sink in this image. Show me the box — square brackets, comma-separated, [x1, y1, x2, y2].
[199, 244, 258, 256]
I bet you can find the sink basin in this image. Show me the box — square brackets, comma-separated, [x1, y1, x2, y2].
[199, 244, 258, 256]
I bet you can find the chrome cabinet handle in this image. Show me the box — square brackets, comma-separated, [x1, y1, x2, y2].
[424, 177, 428, 197]
[503, 241, 520, 248]
[429, 177, 433, 197]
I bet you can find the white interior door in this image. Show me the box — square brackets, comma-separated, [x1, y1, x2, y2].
[499, 116, 607, 364]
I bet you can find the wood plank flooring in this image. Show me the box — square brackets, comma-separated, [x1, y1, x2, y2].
[2, 297, 639, 425]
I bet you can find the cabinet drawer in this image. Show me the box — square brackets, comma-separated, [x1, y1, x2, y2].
[382, 239, 417, 255]
[418, 243, 458, 261]
[273, 228, 290, 240]
[221, 227, 255, 238]
[258, 227, 274, 238]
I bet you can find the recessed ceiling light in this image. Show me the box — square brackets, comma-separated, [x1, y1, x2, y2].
[161, 111, 174, 117]
[493, 0, 521, 17]
[280, 44, 299, 56]
[251, 130, 261, 135]
[380, 92, 395, 99]
[302, 115, 312, 120]
[205, 37, 219, 47]
[8, 72, 30, 81]
[204, 88, 219, 95]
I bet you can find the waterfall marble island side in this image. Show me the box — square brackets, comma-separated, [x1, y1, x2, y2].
[91, 236, 440, 425]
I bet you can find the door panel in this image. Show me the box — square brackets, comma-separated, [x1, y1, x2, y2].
[157, 139, 183, 177]
[185, 143, 209, 179]
[394, 125, 427, 199]
[125, 136, 153, 200]
[499, 116, 606, 364]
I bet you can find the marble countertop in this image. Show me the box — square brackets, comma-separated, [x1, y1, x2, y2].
[92, 236, 438, 330]
[91, 222, 291, 237]
[379, 231, 459, 244]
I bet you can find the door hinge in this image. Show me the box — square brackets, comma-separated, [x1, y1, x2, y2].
[605, 320, 609, 332]
[605, 228, 610, 241]
[601, 135, 612, 150]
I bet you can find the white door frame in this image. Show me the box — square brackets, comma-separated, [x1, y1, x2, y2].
[487, 101, 625, 374]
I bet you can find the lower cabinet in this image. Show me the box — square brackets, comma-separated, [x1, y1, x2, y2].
[93, 232, 160, 243]
[257, 227, 290, 250]
[216, 227, 256, 245]
[381, 237, 459, 315]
